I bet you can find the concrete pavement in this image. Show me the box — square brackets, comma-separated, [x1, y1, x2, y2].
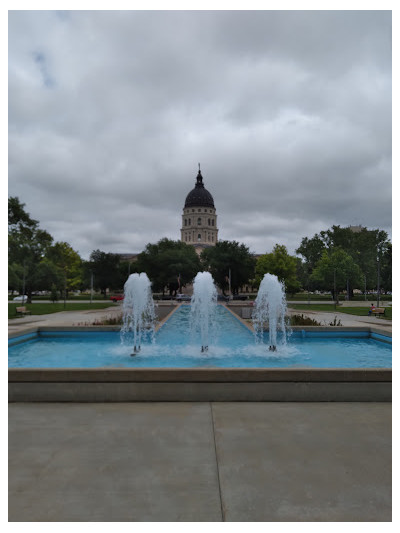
[8, 301, 392, 334]
[9, 401, 391, 521]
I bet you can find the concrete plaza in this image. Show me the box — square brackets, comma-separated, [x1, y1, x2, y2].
[8, 401, 391, 522]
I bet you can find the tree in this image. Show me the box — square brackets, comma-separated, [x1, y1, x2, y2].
[87, 250, 123, 297]
[46, 242, 84, 298]
[135, 238, 201, 295]
[255, 244, 301, 294]
[380, 242, 392, 293]
[200, 240, 256, 295]
[8, 262, 24, 295]
[32, 258, 64, 293]
[296, 225, 391, 297]
[310, 248, 363, 301]
[8, 197, 53, 302]
[296, 234, 326, 271]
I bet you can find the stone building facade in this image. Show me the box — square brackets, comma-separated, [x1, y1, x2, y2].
[181, 167, 218, 254]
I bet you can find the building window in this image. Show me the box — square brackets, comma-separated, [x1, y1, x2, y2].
[184, 219, 187, 226]
[212, 219, 214, 226]
[197, 217, 201, 225]
[198, 234, 201, 242]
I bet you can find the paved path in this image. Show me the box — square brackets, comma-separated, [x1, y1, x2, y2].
[9, 401, 391, 521]
[8, 305, 123, 335]
[8, 303, 392, 334]
[286, 307, 392, 331]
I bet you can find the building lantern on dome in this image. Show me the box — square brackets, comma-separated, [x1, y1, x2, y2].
[181, 166, 218, 254]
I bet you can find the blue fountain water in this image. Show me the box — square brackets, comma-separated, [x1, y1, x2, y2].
[8, 305, 391, 368]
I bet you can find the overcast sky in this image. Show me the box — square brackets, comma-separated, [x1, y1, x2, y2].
[8, 9, 392, 260]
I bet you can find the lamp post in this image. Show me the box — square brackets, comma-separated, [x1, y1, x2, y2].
[90, 271, 93, 305]
[377, 253, 381, 308]
[364, 274, 367, 301]
[333, 268, 336, 310]
[22, 260, 26, 305]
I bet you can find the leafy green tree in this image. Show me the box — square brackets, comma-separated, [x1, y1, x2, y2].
[297, 225, 391, 297]
[8, 262, 24, 295]
[46, 242, 84, 298]
[32, 257, 64, 293]
[135, 238, 201, 295]
[255, 244, 301, 294]
[8, 197, 53, 302]
[200, 240, 256, 295]
[321, 225, 389, 291]
[87, 249, 123, 297]
[296, 234, 326, 271]
[310, 248, 363, 301]
[50, 283, 59, 303]
[380, 242, 392, 293]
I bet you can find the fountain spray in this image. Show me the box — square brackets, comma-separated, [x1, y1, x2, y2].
[190, 272, 217, 352]
[252, 273, 287, 351]
[120, 273, 156, 356]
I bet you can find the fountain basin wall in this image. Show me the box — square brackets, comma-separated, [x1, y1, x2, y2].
[9, 326, 391, 402]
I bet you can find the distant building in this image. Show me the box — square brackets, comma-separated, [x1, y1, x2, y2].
[181, 166, 218, 255]
[116, 253, 139, 262]
[348, 225, 363, 233]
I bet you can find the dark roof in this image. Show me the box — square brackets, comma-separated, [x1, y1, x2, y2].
[184, 170, 215, 208]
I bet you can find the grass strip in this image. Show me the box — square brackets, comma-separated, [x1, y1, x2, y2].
[288, 304, 391, 320]
[9, 302, 114, 319]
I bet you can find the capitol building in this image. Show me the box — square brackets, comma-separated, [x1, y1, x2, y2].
[118, 166, 219, 262]
[181, 166, 218, 255]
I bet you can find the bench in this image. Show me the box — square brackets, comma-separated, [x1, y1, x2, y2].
[372, 308, 386, 317]
[15, 306, 31, 317]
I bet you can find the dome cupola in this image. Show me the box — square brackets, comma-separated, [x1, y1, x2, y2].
[184, 169, 215, 209]
[181, 165, 218, 250]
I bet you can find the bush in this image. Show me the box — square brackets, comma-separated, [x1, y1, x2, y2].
[290, 314, 321, 326]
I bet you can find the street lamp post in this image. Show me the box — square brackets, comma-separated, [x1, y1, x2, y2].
[364, 274, 367, 301]
[377, 254, 381, 308]
[90, 271, 93, 305]
[333, 268, 336, 310]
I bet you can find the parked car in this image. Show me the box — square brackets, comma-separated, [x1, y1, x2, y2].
[176, 294, 191, 302]
[110, 295, 124, 302]
[13, 295, 26, 301]
[232, 295, 248, 301]
[217, 294, 229, 302]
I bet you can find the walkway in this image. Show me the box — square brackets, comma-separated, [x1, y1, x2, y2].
[9, 401, 391, 521]
[8, 302, 392, 334]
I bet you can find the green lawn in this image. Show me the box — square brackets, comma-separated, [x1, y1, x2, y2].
[9, 302, 115, 319]
[288, 303, 392, 320]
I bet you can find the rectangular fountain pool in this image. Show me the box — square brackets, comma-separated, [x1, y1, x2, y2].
[8, 305, 391, 369]
[8, 305, 391, 402]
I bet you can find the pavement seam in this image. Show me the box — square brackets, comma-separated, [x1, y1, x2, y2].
[210, 402, 226, 522]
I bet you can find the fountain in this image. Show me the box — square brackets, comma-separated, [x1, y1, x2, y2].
[252, 273, 288, 351]
[190, 272, 218, 352]
[120, 273, 156, 356]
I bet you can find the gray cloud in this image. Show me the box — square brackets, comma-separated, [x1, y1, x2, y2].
[8, 10, 391, 259]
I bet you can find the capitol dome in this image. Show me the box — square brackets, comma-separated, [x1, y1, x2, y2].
[181, 167, 218, 250]
[184, 170, 215, 208]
